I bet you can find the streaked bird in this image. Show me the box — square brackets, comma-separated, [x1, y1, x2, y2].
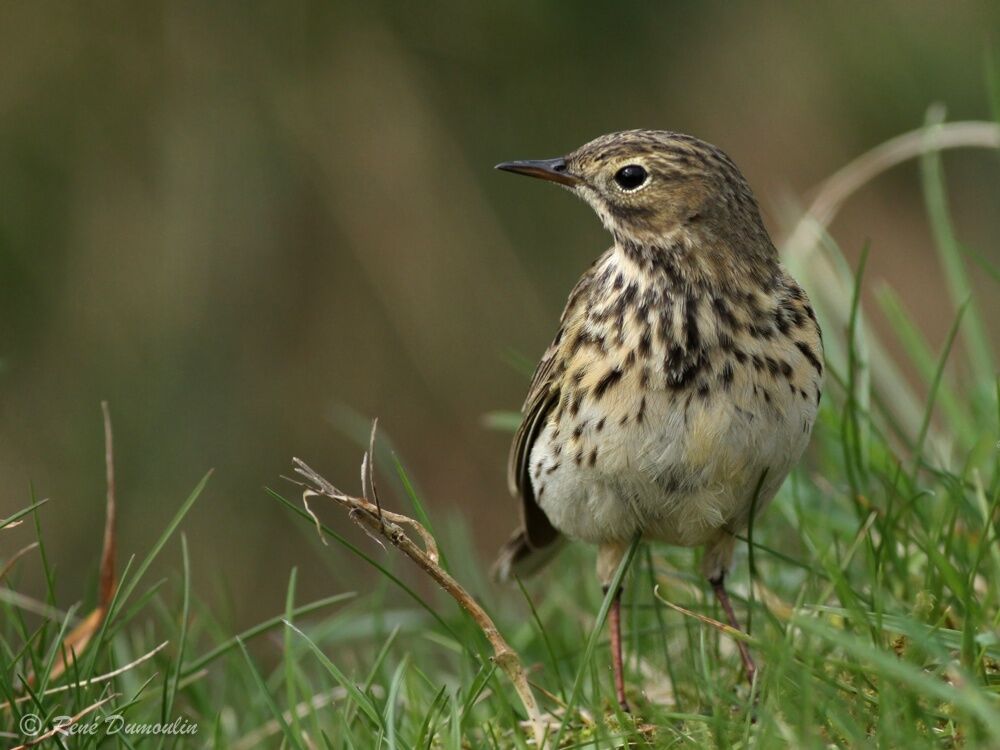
[493, 130, 823, 711]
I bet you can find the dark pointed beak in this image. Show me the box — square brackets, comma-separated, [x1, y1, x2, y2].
[495, 158, 580, 187]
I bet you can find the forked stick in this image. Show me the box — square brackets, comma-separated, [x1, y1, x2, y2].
[291, 425, 547, 746]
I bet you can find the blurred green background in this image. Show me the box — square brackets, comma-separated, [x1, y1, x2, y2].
[2, 1, 999, 625]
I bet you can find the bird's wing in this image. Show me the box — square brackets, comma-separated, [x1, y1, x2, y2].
[507, 249, 611, 549]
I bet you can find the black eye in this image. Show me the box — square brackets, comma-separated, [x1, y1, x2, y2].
[613, 164, 648, 190]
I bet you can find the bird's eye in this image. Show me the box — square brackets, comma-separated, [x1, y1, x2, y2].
[613, 164, 648, 191]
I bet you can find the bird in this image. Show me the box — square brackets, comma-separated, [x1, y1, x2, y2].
[491, 130, 823, 712]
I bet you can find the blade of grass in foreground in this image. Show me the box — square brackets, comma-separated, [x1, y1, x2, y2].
[180, 591, 356, 678]
[158, 532, 191, 743]
[110, 471, 213, 621]
[393, 456, 448, 570]
[1, 498, 49, 531]
[842, 243, 870, 506]
[414, 684, 449, 750]
[283, 567, 303, 742]
[31, 487, 58, 618]
[515, 576, 567, 702]
[911, 299, 967, 477]
[237, 637, 307, 750]
[385, 654, 409, 750]
[284, 619, 385, 731]
[793, 614, 1000, 739]
[876, 285, 973, 447]
[342, 624, 401, 729]
[554, 533, 641, 747]
[920, 108, 995, 386]
[81, 471, 212, 681]
[35, 603, 80, 695]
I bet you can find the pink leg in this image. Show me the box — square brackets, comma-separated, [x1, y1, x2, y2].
[710, 575, 757, 685]
[607, 585, 631, 712]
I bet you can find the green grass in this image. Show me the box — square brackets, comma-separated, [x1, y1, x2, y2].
[2, 117, 999, 748]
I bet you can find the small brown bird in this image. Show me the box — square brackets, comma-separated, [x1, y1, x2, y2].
[492, 130, 823, 711]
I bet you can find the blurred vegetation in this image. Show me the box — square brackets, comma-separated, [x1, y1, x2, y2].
[2, 1, 1000, 631]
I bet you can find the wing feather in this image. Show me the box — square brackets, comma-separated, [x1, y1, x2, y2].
[506, 249, 611, 549]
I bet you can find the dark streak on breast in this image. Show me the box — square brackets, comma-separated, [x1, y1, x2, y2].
[594, 367, 624, 398]
[796, 340, 823, 375]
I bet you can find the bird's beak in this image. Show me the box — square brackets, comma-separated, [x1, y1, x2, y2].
[495, 158, 581, 187]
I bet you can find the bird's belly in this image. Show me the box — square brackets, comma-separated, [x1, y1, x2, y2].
[529, 375, 817, 546]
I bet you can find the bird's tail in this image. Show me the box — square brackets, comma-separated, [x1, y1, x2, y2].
[491, 528, 564, 583]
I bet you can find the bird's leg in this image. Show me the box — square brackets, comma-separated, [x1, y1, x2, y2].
[598, 541, 632, 712]
[709, 574, 756, 685]
[603, 583, 630, 712]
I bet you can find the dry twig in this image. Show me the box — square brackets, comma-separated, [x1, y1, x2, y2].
[11, 692, 119, 750]
[99, 401, 117, 607]
[1, 642, 168, 711]
[290, 422, 546, 746]
[39, 402, 120, 684]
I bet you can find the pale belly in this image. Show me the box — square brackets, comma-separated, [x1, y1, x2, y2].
[528, 371, 818, 547]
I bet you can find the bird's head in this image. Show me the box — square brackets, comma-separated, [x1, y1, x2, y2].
[497, 130, 770, 253]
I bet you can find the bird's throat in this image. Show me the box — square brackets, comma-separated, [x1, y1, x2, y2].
[612, 233, 779, 298]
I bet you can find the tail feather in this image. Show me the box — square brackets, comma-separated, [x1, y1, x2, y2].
[491, 528, 564, 583]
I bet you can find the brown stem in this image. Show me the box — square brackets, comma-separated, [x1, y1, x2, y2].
[100, 401, 117, 607]
[292, 454, 547, 746]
